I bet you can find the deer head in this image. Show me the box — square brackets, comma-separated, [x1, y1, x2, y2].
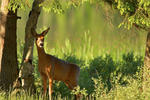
[31, 27, 50, 48]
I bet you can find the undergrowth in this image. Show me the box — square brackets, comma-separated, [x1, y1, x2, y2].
[4, 36, 147, 100]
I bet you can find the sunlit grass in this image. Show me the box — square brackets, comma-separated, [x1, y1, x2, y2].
[11, 30, 147, 100]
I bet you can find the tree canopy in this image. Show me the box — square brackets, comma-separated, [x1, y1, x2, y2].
[6, 0, 150, 30]
[102, 0, 150, 30]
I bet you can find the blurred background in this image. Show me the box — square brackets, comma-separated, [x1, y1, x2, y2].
[17, 2, 147, 58]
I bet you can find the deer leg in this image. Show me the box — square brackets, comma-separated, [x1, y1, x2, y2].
[70, 80, 80, 100]
[72, 83, 80, 100]
[65, 80, 80, 100]
[42, 75, 47, 98]
[49, 78, 53, 100]
[65, 80, 74, 90]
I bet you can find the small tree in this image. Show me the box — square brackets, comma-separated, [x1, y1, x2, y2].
[19, 0, 46, 93]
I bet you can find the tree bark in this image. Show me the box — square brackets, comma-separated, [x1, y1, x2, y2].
[0, 0, 18, 91]
[19, 0, 45, 93]
[143, 31, 150, 94]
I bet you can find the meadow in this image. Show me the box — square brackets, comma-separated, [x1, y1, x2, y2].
[1, 2, 149, 100]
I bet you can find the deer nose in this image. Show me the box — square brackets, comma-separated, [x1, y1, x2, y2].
[40, 43, 44, 47]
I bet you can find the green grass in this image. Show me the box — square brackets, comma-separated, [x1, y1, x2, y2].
[2, 49, 145, 100]
[9, 33, 147, 100]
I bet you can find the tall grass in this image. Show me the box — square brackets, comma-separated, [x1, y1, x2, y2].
[9, 30, 147, 100]
[18, 36, 146, 99]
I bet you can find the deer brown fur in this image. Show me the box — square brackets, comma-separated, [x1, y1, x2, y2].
[31, 27, 80, 100]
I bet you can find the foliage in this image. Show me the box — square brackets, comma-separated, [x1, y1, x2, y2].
[7, 0, 81, 13]
[92, 76, 107, 98]
[8, 0, 33, 11]
[102, 0, 150, 30]
[29, 39, 144, 99]
[12, 33, 146, 99]
[0, 49, 145, 99]
[40, 0, 64, 14]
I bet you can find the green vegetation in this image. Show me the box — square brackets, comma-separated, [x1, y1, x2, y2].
[17, 2, 147, 56]
[1, 37, 146, 99]
[1, 1, 149, 100]
[11, 34, 145, 100]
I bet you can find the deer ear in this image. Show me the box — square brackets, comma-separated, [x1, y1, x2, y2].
[42, 27, 50, 36]
[31, 28, 38, 37]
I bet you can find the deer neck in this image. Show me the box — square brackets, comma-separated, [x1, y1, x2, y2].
[37, 46, 46, 60]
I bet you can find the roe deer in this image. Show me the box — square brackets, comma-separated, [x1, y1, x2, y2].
[31, 27, 80, 100]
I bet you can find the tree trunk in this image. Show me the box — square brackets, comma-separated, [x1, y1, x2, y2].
[143, 31, 150, 94]
[0, 0, 18, 91]
[19, 0, 45, 93]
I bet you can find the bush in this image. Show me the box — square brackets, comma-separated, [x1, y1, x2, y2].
[16, 41, 145, 100]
